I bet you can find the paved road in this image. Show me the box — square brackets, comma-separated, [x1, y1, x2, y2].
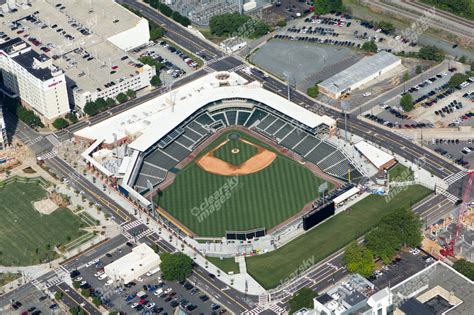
[55, 282, 102, 315]
[118, 0, 223, 59]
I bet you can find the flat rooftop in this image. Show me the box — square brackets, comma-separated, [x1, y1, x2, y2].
[0, 0, 146, 93]
[318, 51, 401, 95]
[74, 71, 336, 151]
[391, 261, 474, 315]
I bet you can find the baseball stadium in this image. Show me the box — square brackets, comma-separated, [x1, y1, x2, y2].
[75, 71, 368, 238]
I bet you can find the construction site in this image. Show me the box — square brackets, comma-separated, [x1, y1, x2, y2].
[423, 172, 474, 262]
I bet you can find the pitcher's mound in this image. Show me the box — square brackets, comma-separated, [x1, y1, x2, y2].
[33, 199, 59, 215]
[197, 139, 276, 176]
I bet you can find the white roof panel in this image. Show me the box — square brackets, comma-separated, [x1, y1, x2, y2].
[354, 140, 395, 169]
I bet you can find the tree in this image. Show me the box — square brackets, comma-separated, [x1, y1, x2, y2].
[106, 98, 117, 107]
[376, 21, 395, 34]
[209, 13, 270, 38]
[126, 89, 137, 99]
[288, 288, 318, 314]
[343, 241, 375, 278]
[139, 56, 163, 71]
[54, 291, 63, 300]
[160, 252, 193, 281]
[400, 93, 414, 111]
[459, 55, 467, 64]
[81, 289, 90, 298]
[92, 297, 101, 306]
[312, 0, 345, 15]
[65, 112, 78, 123]
[52, 118, 69, 130]
[381, 208, 423, 247]
[453, 259, 474, 280]
[361, 40, 378, 53]
[416, 65, 423, 74]
[72, 280, 81, 289]
[276, 19, 287, 27]
[403, 72, 410, 82]
[471, 62, 474, 72]
[307, 86, 319, 98]
[84, 101, 100, 116]
[116, 93, 128, 104]
[448, 73, 470, 88]
[149, 23, 165, 41]
[365, 225, 399, 264]
[150, 75, 162, 87]
[418, 46, 445, 61]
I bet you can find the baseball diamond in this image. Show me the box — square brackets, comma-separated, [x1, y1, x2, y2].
[155, 129, 333, 237]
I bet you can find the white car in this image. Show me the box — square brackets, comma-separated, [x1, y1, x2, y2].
[105, 279, 114, 286]
[137, 277, 143, 282]
[362, 92, 372, 97]
[131, 303, 139, 309]
[164, 287, 172, 294]
[75, 277, 83, 281]
[98, 274, 108, 280]
[94, 271, 104, 277]
[146, 302, 156, 309]
[85, 259, 98, 267]
[463, 147, 471, 153]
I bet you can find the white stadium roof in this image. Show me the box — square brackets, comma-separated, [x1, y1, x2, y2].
[75, 71, 336, 152]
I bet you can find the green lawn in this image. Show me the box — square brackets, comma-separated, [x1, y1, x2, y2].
[207, 257, 240, 274]
[246, 185, 432, 289]
[388, 163, 414, 182]
[0, 181, 85, 266]
[213, 138, 258, 166]
[157, 130, 331, 236]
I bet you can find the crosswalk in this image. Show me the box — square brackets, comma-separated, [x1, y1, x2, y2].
[203, 66, 215, 73]
[121, 220, 142, 231]
[207, 55, 227, 65]
[437, 188, 459, 203]
[443, 171, 466, 186]
[24, 136, 43, 145]
[268, 304, 286, 314]
[38, 150, 56, 160]
[46, 134, 61, 147]
[230, 64, 247, 73]
[242, 306, 265, 314]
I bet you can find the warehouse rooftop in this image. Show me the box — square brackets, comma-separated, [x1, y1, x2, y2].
[318, 51, 401, 96]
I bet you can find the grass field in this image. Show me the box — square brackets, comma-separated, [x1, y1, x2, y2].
[207, 257, 240, 274]
[246, 185, 432, 289]
[157, 130, 331, 236]
[388, 164, 414, 182]
[213, 138, 258, 166]
[0, 181, 85, 266]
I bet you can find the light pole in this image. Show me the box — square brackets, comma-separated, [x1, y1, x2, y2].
[341, 100, 350, 143]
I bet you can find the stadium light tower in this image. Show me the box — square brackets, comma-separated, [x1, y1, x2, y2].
[283, 71, 291, 101]
[341, 100, 350, 143]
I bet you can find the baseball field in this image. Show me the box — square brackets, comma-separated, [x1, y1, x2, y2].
[156, 130, 332, 237]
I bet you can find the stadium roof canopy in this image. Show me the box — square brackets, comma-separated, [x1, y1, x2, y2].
[354, 140, 395, 170]
[75, 71, 336, 152]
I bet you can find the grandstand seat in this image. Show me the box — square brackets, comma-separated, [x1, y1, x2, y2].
[245, 109, 268, 127]
[265, 118, 285, 135]
[237, 111, 251, 125]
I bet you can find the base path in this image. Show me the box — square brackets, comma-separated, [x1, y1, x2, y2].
[196, 139, 276, 176]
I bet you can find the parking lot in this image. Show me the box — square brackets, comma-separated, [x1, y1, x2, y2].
[131, 40, 199, 85]
[274, 12, 419, 54]
[68, 241, 227, 314]
[250, 39, 363, 91]
[362, 64, 474, 129]
[370, 250, 436, 289]
[7, 287, 56, 315]
[426, 139, 474, 169]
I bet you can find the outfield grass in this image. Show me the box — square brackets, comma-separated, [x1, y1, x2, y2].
[0, 181, 85, 266]
[388, 164, 414, 182]
[157, 130, 331, 236]
[213, 138, 258, 166]
[207, 257, 240, 274]
[246, 185, 432, 289]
